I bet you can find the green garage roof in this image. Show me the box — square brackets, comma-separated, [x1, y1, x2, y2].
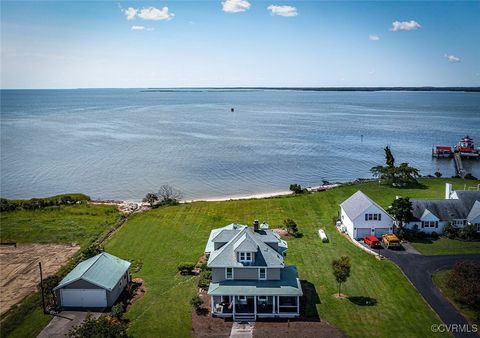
[208, 266, 303, 296]
[54, 252, 130, 291]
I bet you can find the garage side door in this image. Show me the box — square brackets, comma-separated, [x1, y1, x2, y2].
[60, 289, 107, 308]
[375, 228, 391, 238]
[355, 228, 371, 239]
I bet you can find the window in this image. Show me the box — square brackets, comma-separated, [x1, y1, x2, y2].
[259, 268, 266, 280]
[365, 213, 382, 221]
[226, 268, 233, 279]
[453, 220, 466, 226]
[239, 252, 252, 262]
[476, 224, 480, 232]
[421, 221, 437, 228]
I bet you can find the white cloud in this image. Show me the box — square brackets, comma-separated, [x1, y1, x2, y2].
[368, 34, 380, 41]
[390, 20, 421, 31]
[131, 25, 145, 31]
[445, 54, 461, 63]
[138, 7, 175, 21]
[122, 6, 174, 21]
[267, 5, 298, 17]
[123, 7, 138, 20]
[222, 0, 251, 13]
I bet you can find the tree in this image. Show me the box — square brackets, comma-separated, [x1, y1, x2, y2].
[370, 146, 420, 187]
[82, 243, 103, 259]
[385, 146, 395, 167]
[157, 185, 182, 204]
[388, 197, 413, 230]
[39, 275, 62, 308]
[447, 261, 480, 310]
[142, 193, 159, 207]
[332, 256, 351, 296]
[283, 219, 298, 236]
[458, 223, 476, 240]
[177, 262, 195, 275]
[67, 315, 128, 338]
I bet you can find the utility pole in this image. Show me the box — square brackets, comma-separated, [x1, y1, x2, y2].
[39, 262, 47, 314]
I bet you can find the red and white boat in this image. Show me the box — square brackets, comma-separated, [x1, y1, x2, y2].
[455, 135, 479, 158]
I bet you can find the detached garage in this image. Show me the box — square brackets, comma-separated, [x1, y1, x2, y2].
[54, 252, 130, 309]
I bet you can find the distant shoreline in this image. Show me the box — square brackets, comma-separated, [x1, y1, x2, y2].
[1, 87, 479, 92]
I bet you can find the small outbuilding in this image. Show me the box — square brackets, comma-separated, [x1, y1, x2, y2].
[54, 252, 130, 309]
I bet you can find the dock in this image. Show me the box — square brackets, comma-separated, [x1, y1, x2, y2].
[454, 152, 467, 178]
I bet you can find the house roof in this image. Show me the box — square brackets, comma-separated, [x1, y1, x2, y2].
[54, 252, 130, 291]
[467, 200, 480, 222]
[205, 224, 246, 253]
[411, 199, 470, 221]
[454, 191, 480, 210]
[340, 191, 391, 221]
[208, 266, 302, 296]
[208, 227, 284, 268]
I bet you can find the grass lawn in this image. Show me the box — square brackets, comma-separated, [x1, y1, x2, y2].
[410, 237, 480, 256]
[103, 178, 468, 338]
[0, 203, 121, 246]
[432, 269, 479, 325]
[0, 203, 122, 338]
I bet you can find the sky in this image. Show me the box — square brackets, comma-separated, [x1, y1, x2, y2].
[1, 0, 479, 88]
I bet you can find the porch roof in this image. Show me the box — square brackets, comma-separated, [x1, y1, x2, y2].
[208, 266, 303, 296]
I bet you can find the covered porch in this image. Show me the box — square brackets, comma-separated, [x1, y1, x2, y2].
[211, 295, 300, 319]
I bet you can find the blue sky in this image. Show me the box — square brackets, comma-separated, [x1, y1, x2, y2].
[1, 0, 479, 88]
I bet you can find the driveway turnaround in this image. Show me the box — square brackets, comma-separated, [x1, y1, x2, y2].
[37, 311, 102, 338]
[378, 244, 480, 338]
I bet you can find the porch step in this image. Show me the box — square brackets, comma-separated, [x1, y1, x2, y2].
[233, 313, 256, 323]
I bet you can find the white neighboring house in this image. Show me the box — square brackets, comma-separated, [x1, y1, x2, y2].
[404, 183, 480, 234]
[340, 191, 394, 239]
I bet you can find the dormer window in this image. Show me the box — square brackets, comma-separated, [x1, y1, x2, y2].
[239, 252, 253, 263]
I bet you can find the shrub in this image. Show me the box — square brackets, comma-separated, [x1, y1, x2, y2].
[177, 263, 195, 275]
[430, 231, 439, 240]
[447, 261, 480, 310]
[465, 173, 478, 180]
[82, 243, 104, 259]
[190, 295, 203, 309]
[283, 219, 298, 236]
[67, 315, 128, 338]
[443, 223, 458, 239]
[198, 270, 212, 289]
[458, 223, 476, 240]
[111, 303, 124, 319]
[289, 184, 306, 194]
[434, 171, 442, 178]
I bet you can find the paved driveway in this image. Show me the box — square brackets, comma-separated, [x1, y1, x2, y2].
[37, 311, 102, 338]
[367, 242, 480, 338]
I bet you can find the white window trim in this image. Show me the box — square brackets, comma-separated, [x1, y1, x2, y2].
[259, 268, 267, 280]
[239, 252, 253, 263]
[258, 296, 267, 301]
[226, 267, 233, 280]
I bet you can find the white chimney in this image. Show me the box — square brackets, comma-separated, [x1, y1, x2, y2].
[445, 183, 453, 200]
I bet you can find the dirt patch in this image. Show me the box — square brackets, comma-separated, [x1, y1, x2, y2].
[272, 228, 292, 238]
[253, 320, 346, 338]
[192, 289, 232, 338]
[0, 243, 80, 315]
[333, 293, 347, 300]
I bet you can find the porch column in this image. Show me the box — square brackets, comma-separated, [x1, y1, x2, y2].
[233, 296, 235, 316]
[254, 296, 257, 317]
[272, 295, 276, 314]
[211, 296, 214, 314]
[296, 296, 300, 315]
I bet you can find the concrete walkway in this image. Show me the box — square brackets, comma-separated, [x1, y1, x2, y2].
[37, 311, 102, 338]
[379, 246, 480, 338]
[230, 322, 255, 338]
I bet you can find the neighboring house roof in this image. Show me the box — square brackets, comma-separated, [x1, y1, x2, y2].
[411, 199, 470, 222]
[467, 200, 480, 222]
[54, 252, 130, 291]
[208, 266, 302, 296]
[208, 227, 284, 268]
[340, 191, 391, 221]
[205, 223, 246, 254]
[453, 191, 480, 210]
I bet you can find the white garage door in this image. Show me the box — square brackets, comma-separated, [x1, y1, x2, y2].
[355, 228, 371, 239]
[375, 228, 391, 238]
[60, 289, 107, 308]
